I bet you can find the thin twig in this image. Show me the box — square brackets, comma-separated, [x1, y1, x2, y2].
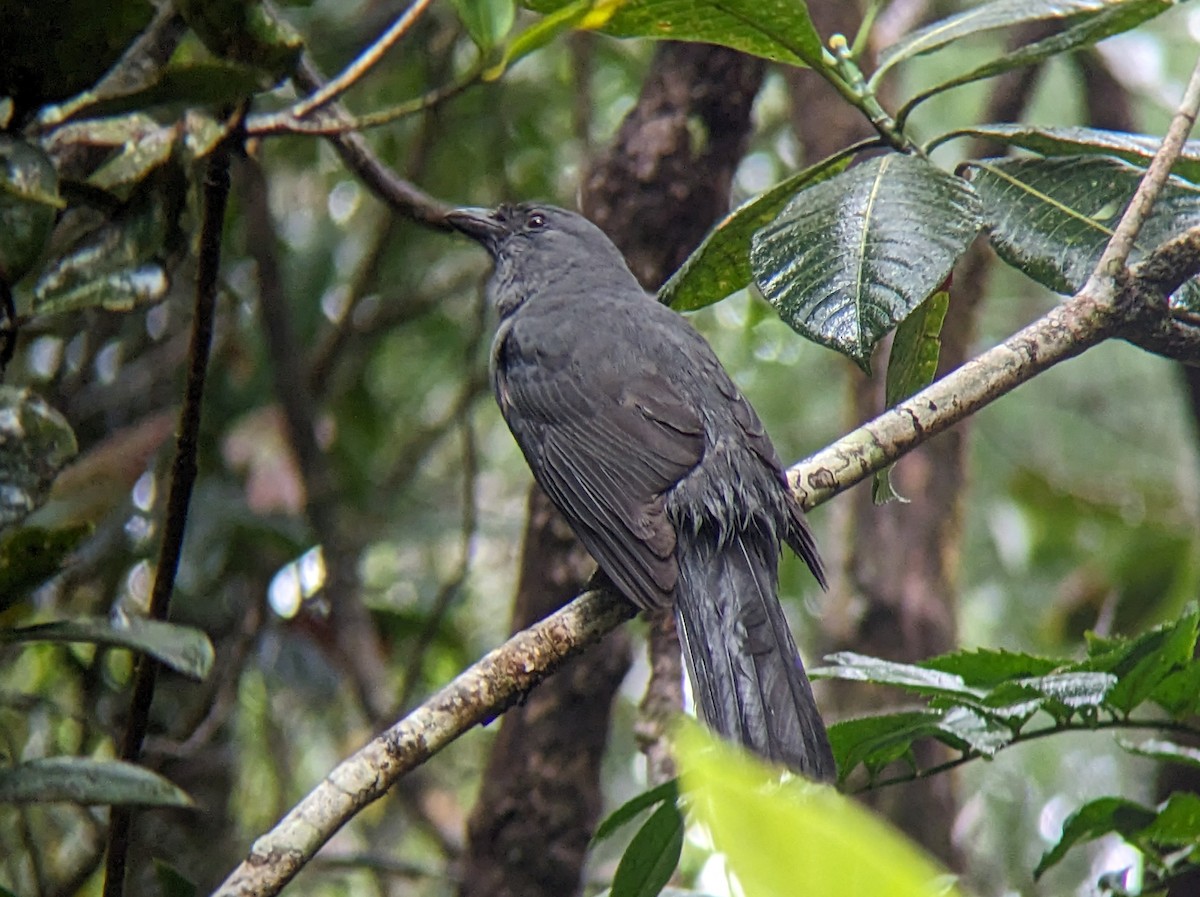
[856, 716, 1200, 792]
[102, 125, 238, 897]
[1084, 54, 1200, 290]
[289, 0, 437, 120]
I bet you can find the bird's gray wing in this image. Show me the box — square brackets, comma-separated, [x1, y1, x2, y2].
[495, 351, 704, 610]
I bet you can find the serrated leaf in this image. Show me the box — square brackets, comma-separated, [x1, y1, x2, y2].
[815, 651, 985, 702]
[0, 757, 192, 807]
[524, 0, 824, 67]
[610, 799, 684, 897]
[962, 155, 1200, 311]
[678, 722, 964, 897]
[896, 0, 1171, 124]
[1036, 797, 1157, 878]
[936, 706, 1013, 757]
[454, 0, 517, 49]
[874, 287, 949, 503]
[1142, 793, 1200, 847]
[877, 0, 1153, 81]
[0, 387, 77, 530]
[2, 616, 215, 680]
[593, 779, 679, 844]
[751, 153, 981, 369]
[828, 711, 946, 780]
[930, 125, 1200, 185]
[1077, 607, 1199, 714]
[0, 524, 90, 613]
[1150, 662, 1200, 717]
[922, 647, 1061, 688]
[660, 154, 853, 311]
[1120, 738, 1200, 770]
[0, 136, 61, 284]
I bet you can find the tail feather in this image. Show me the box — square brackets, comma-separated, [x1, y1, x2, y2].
[674, 528, 835, 780]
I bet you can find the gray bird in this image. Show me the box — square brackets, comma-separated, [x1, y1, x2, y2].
[447, 202, 835, 780]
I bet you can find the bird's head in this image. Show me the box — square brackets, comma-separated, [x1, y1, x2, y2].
[445, 203, 640, 315]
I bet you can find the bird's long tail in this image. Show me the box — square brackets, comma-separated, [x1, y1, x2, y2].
[674, 527, 835, 780]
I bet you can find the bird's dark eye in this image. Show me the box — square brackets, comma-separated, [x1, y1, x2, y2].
[527, 212, 546, 230]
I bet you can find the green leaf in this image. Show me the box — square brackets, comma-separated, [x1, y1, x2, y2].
[524, 0, 825, 67]
[678, 722, 964, 897]
[1079, 606, 1199, 714]
[63, 62, 270, 122]
[896, 0, 1172, 124]
[751, 153, 981, 369]
[0, 136, 61, 284]
[454, 0, 517, 50]
[1150, 662, 1200, 717]
[0, 757, 192, 807]
[816, 651, 985, 702]
[876, 0, 1158, 82]
[1142, 793, 1200, 847]
[928, 124, 1200, 184]
[935, 706, 1013, 757]
[1036, 796, 1158, 878]
[1120, 738, 1200, 770]
[594, 779, 679, 844]
[962, 155, 1200, 311]
[32, 170, 181, 315]
[874, 287, 949, 503]
[922, 646, 1061, 688]
[610, 799, 684, 897]
[1, 616, 215, 680]
[177, 0, 303, 80]
[0, 387, 78, 530]
[661, 154, 853, 312]
[0, 524, 90, 613]
[488, 0, 593, 78]
[828, 711, 946, 779]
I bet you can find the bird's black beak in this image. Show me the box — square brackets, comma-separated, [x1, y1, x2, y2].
[445, 207, 505, 252]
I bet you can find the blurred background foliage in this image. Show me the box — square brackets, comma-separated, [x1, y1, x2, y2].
[1, 1, 1199, 896]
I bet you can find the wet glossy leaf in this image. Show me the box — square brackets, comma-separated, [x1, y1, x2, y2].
[1120, 738, 1200, 770]
[0, 757, 192, 807]
[962, 155, 1200, 311]
[32, 172, 180, 315]
[525, 0, 824, 67]
[0, 524, 90, 613]
[660, 154, 852, 311]
[678, 723, 963, 897]
[68, 62, 269, 121]
[936, 706, 1012, 756]
[0, 388, 77, 530]
[1, 616, 215, 679]
[930, 124, 1200, 184]
[816, 651, 986, 702]
[751, 153, 981, 369]
[610, 799, 683, 897]
[0, 136, 61, 284]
